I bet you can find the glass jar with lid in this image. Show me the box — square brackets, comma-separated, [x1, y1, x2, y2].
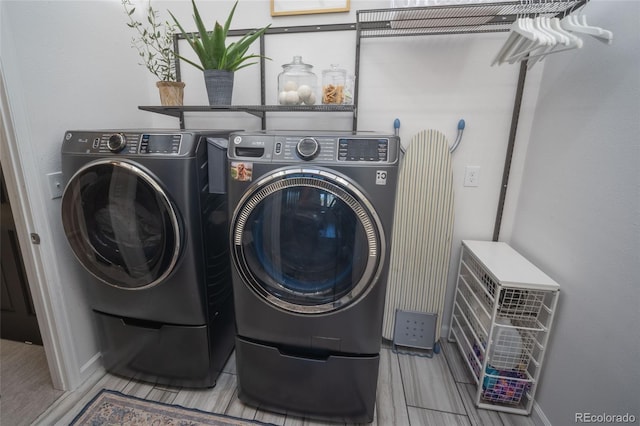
[278, 56, 318, 106]
[322, 64, 347, 105]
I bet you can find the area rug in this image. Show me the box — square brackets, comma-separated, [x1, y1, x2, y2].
[71, 389, 269, 425]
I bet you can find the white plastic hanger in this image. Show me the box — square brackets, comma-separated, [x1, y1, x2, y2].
[493, 0, 564, 66]
[492, 0, 611, 68]
[521, 17, 560, 65]
[491, 17, 540, 66]
[525, 14, 574, 67]
[526, 16, 583, 68]
[505, 16, 555, 64]
[550, 17, 582, 48]
[561, 10, 613, 44]
[542, 16, 570, 46]
[492, 0, 535, 65]
[494, 2, 564, 65]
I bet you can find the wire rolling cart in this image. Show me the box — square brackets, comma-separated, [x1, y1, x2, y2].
[448, 240, 560, 415]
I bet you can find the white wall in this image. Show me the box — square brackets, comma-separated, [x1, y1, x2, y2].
[2, 0, 540, 390]
[508, 0, 640, 424]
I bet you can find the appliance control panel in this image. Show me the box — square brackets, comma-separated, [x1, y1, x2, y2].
[62, 131, 185, 155]
[337, 138, 388, 162]
[230, 132, 399, 164]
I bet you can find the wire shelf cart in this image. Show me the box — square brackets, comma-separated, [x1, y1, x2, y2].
[448, 240, 560, 415]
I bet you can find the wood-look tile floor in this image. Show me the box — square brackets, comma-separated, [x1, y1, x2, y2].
[32, 340, 537, 426]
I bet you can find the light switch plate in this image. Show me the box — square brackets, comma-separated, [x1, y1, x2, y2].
[47, 172, 64, 199]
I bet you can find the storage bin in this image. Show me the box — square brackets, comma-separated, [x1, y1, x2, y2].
[448, 240, 560, 415]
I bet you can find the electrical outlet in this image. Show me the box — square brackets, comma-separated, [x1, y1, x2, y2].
[464, 166, 480, 187]
[47, 172, 64, 199]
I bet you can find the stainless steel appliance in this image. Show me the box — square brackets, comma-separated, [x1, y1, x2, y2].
[226, 130, 400, 422]
[60, 129, 235, 387]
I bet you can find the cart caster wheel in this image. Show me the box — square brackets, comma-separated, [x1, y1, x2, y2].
[434, 342, 441, 354]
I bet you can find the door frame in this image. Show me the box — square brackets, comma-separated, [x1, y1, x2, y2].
[0, 64, 75, 390]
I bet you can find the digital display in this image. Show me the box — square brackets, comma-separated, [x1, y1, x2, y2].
[338, 138, 388, 162]
[141, 134, 181, 154]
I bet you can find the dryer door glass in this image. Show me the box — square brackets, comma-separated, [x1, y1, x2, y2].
[232, 170, 384, 314]
[61, 160, 181, 289]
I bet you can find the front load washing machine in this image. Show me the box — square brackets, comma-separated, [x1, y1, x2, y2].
[61, 129, 236, 388]
[227, 131, 400, 422]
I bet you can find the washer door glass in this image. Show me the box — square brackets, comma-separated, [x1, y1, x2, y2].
[61, 159, 181, 289]
[232, 169, 384, 314]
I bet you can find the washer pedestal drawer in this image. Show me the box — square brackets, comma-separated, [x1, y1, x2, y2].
[235, 336, 379, 423]
[94, 310, 215, 388]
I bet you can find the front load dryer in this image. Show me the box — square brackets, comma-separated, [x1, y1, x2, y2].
[61, 130, 235, 388]
[227, 131, 400, 422]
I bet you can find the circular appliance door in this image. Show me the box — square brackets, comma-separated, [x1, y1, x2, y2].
[61, 159, 181, 289]
[231, 168, 385, 314]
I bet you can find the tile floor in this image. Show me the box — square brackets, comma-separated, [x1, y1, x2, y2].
[33, 340, 538, 425]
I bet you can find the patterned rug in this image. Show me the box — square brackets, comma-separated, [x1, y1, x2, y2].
[71, 389, 268, 425]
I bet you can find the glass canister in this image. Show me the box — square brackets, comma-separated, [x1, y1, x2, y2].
[278, 56, 317, 106]
[322, 64, 347, 105]
[344, 73, 356, 105]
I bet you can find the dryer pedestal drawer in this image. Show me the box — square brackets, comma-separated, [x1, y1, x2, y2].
[235, 336, 379, 423]
[94, 310, 214, 387]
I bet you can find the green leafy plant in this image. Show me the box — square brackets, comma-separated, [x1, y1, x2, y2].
[123, 0, 177, 82]
[168, 0, 270, 72]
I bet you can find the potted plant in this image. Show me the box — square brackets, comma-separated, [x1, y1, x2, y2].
[122, 0, 185, 106]
[168, 0, 270, 105]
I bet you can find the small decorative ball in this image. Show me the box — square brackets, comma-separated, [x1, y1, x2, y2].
[278, 91, 288, 105]
[285, 90, 300, 105]
[303, 92, 316, 105]
[283, 80, 298, 92]
[297, 85, 312, 100]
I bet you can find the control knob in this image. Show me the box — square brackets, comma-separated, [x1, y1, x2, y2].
[296, 137, 319, 160]
[107, 133, 126, 152]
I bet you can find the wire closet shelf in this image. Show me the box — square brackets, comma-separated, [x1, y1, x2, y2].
[356, 0, 588, 38]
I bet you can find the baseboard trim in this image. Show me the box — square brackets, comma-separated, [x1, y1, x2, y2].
[32, 365, 106, 425]
[532, 401, 552, 426]
[79, 351, 102, 382]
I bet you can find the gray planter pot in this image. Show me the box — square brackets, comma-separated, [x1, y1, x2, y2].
[203, 70, 234, 105]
